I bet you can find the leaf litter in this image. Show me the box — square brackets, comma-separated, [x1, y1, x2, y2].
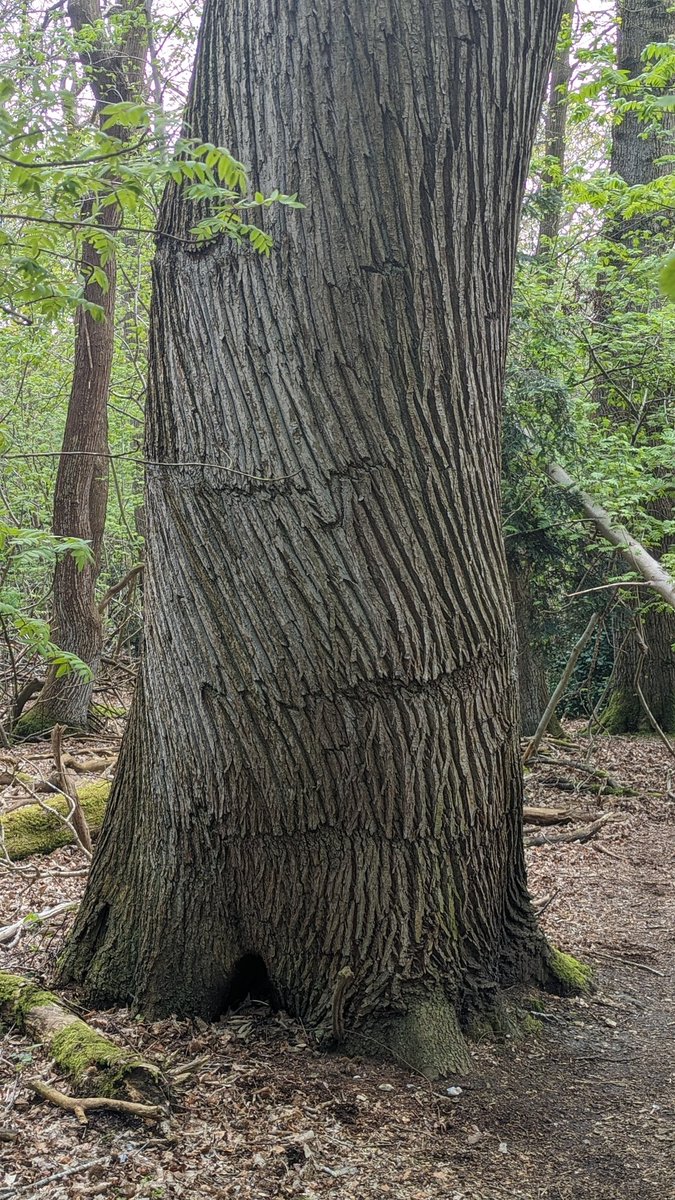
[0, 726, 673, 1199]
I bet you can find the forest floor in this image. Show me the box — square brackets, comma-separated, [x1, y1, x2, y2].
[0, 724, 673, 1200]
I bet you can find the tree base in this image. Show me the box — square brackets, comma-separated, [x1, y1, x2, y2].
[331, 948, 592, 1077]
[12, 704, 87, 741]
[12, 701, 123, 742]
[601, 688, 675, 735]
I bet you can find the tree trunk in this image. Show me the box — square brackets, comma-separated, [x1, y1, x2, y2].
[536, 0, 575, 254]
[610, 0, 675, 188]
[508, 562, 563, 738]
[18, 1, 148, 735]
[597, 0, 675, 732]
[59, 0, 566, 1076]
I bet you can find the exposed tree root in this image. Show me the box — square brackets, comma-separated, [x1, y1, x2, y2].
[0, 971, 168, 1106]
[27, 1078, 163, 1124]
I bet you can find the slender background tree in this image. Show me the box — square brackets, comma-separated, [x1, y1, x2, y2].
[18, 0, 150, 734]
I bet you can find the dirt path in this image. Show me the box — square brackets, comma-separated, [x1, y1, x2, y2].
[0, 733, 673, 1199]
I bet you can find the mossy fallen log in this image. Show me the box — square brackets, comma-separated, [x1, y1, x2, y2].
[0, 971, 168, 1106]
[0, 781, 109, 861]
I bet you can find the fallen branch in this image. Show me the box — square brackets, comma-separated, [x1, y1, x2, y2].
[97, 564, 143, 614]
[51, 725, 92, 854]
[62, 752, 117, 774]
[522, 806, 575, 825]
[525, 813, 613, 848]
[28, 1078, 163, 1124]
[523, 614, 599, 764]
[545, 461, 675, 611]
[11, 679, 44, 726]
[0, 901, 78, 946]
[0, 971, 168, 1106]
[538, 775, 634, 797]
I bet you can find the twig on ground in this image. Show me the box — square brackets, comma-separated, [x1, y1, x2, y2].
[0, 901, 78, 946]
[534, 888, 561, 916]
[525, 813, 613, 848]
[0, 1156, 111, 1197]
[590, 950, 665, 977]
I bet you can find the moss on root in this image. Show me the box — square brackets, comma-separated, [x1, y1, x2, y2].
[11, 704, 62, 740]
[346, 988, 472, 1078]
[0, 970, 165, 1100]
[0, 781, 109, 860]
[50, 1022, 143, 1096]
[546, 947, 593, 994]
[12, 700, 125, 741]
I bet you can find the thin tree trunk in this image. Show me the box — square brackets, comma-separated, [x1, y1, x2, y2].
[523, 613, 599, 762]
[508, 560, 563, 738]
[604, 575, 675, 733]
[18, 1, 148, 735]
[536, 0, 575, 254]
[504, 1, 575, 734]
[59, 0, 566, 1076]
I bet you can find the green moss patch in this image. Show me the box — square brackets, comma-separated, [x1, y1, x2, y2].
[0, 970, 164, 1100]
[547, 947, 593, 994]
[0, 781, 109, 861]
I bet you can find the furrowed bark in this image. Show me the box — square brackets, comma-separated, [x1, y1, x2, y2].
[59, 0, 566, 1076]
[508, 559, 563, 738]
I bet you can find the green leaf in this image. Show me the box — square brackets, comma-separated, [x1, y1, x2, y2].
[658, 252, 675, 301]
